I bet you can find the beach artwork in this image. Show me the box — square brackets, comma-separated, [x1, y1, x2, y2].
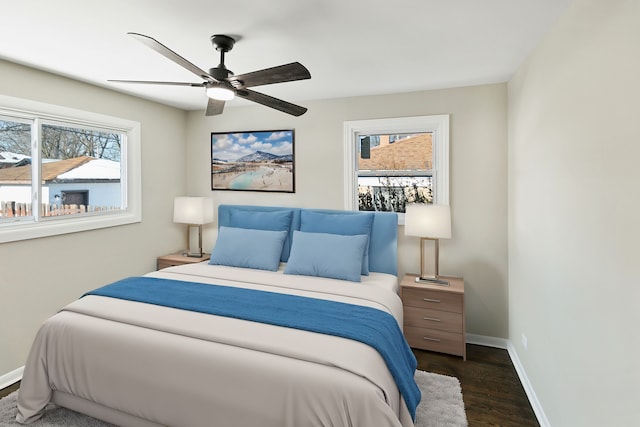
[211, 130, 295, 192]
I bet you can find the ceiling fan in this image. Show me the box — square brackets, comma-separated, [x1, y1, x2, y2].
[109, 33, 311, 116]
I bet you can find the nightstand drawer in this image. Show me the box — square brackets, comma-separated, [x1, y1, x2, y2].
[157, 260, 181, 270]
[404, 326, 465, 356]
[402, 288, 462, 313]
[403, 306, 463, 333]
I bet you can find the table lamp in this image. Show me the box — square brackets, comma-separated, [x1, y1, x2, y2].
[404, 203, 452, 286]
[173, 196, 214, 257]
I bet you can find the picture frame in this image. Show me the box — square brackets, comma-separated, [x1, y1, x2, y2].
[211, 129, 295, 193]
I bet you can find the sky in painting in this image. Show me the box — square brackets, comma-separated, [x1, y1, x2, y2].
[211, 130, 293, 161]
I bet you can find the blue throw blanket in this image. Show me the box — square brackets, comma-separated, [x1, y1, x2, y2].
[84, 276, 421, 420]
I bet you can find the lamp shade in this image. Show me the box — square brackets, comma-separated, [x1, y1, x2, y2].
[173, 197, 214, 225]
[404, 203, 451, 239]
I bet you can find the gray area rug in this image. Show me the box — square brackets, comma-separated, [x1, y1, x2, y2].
[0, 370, 467, 427]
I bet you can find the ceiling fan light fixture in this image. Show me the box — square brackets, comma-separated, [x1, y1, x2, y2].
[206, 85, 235, 101]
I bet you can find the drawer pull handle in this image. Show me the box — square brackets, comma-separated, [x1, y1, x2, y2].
[423, 298, 441, 303]
[423, 316, 441, 322]
[423, 337, 441, 342]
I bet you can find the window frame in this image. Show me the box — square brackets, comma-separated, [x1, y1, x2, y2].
[343, 115, 450, 222]
[0, 94, 141, 243]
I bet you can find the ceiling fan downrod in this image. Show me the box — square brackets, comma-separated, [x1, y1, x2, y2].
[209, 34, 236, 80]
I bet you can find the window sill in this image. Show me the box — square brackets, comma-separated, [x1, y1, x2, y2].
[0, 210, 141, 243]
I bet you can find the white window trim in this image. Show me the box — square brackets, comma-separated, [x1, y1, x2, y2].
[0, 94, 141, 243]
[343, 114, 450, 222]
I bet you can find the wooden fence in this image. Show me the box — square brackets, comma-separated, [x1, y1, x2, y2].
[0, 201, 118, 218]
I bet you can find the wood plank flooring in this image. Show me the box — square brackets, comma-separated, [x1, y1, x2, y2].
[1, 344, 538, 426]
[0, 381, 19, 399]
[415, 344, 540, 426]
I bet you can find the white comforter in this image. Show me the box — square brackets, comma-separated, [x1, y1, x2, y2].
[17, 263, 414, 427]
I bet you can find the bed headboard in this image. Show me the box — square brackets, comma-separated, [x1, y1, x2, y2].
[217, 205, 398, 276]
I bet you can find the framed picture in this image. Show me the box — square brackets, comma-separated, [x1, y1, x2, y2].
[211, 129, 295, 193]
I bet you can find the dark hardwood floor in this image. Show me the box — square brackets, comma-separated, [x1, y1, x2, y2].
[415, 344, 539, 426]
[0, 380, 19, 398]
[2, 344, 538, 426]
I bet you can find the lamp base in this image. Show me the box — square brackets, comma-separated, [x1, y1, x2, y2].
[185, 224, 204, 258]
[415, 276, 450, 286]
[185, 250, 204, 258]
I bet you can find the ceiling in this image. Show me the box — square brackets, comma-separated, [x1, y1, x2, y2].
[1, 0, 572, 113]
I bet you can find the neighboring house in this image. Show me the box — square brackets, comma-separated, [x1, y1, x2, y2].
[0, 151, 30, 169]
[0, 155, 120, 214]
[358, 133, 433, 171]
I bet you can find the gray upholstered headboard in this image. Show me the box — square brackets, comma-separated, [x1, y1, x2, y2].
[217, 205, 398, 276]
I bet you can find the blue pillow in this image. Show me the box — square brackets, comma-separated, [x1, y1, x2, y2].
[284, 231, 368, 282]
[229, 209, 293, 231]
[228, 209, 293, 261]
[300, 211, 374, 275]
[209, 226, 287, 271]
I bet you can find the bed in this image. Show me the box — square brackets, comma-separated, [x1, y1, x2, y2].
[16, 205, 419, 427]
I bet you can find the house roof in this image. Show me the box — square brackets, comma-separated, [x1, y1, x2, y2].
[0, 151, 30, 164]
[0, 156, 119, 184]
[57, 158, 120, 180]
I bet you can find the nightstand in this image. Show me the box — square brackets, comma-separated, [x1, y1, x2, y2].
[400, 274, 466, 360]
[156, 252, 210, 270]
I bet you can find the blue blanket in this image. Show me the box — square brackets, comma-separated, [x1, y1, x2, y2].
[84, 276, 421, 420]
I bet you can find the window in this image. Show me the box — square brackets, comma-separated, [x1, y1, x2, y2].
[358, 132, 433, 212]
[0, 95, 141, 243]
[343, 115, 449, 221]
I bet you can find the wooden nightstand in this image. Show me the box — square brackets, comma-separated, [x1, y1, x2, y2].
[400, 274, 466, 360]
[156, 252, 210, 270]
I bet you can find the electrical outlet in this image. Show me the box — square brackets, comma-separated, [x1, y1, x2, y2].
[521, 333, 528, 350]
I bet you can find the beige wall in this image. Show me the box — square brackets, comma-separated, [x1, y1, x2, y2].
[0, 60, 188, 374]
[508, 0, 640, 425]
[186, 83, 508, 339]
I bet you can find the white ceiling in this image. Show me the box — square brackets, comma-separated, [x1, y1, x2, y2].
[1, 0, 572, 113]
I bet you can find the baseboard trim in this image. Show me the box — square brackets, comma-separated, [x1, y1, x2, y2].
[466, 333, 551, 427]
[505, 341, 551, 427]
[0, 366, 23, 390]
[466, 333, 509, 349]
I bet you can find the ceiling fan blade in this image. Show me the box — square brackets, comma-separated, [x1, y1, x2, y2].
[236, 89, 307, 116]
[108, 79, 205, 87]
[227, 62, 311, 88]
[128, 32, 215, 82]
[205, 97, 225, 116]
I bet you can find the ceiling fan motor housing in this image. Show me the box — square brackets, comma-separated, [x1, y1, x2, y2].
[209, 66, 233, 80]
